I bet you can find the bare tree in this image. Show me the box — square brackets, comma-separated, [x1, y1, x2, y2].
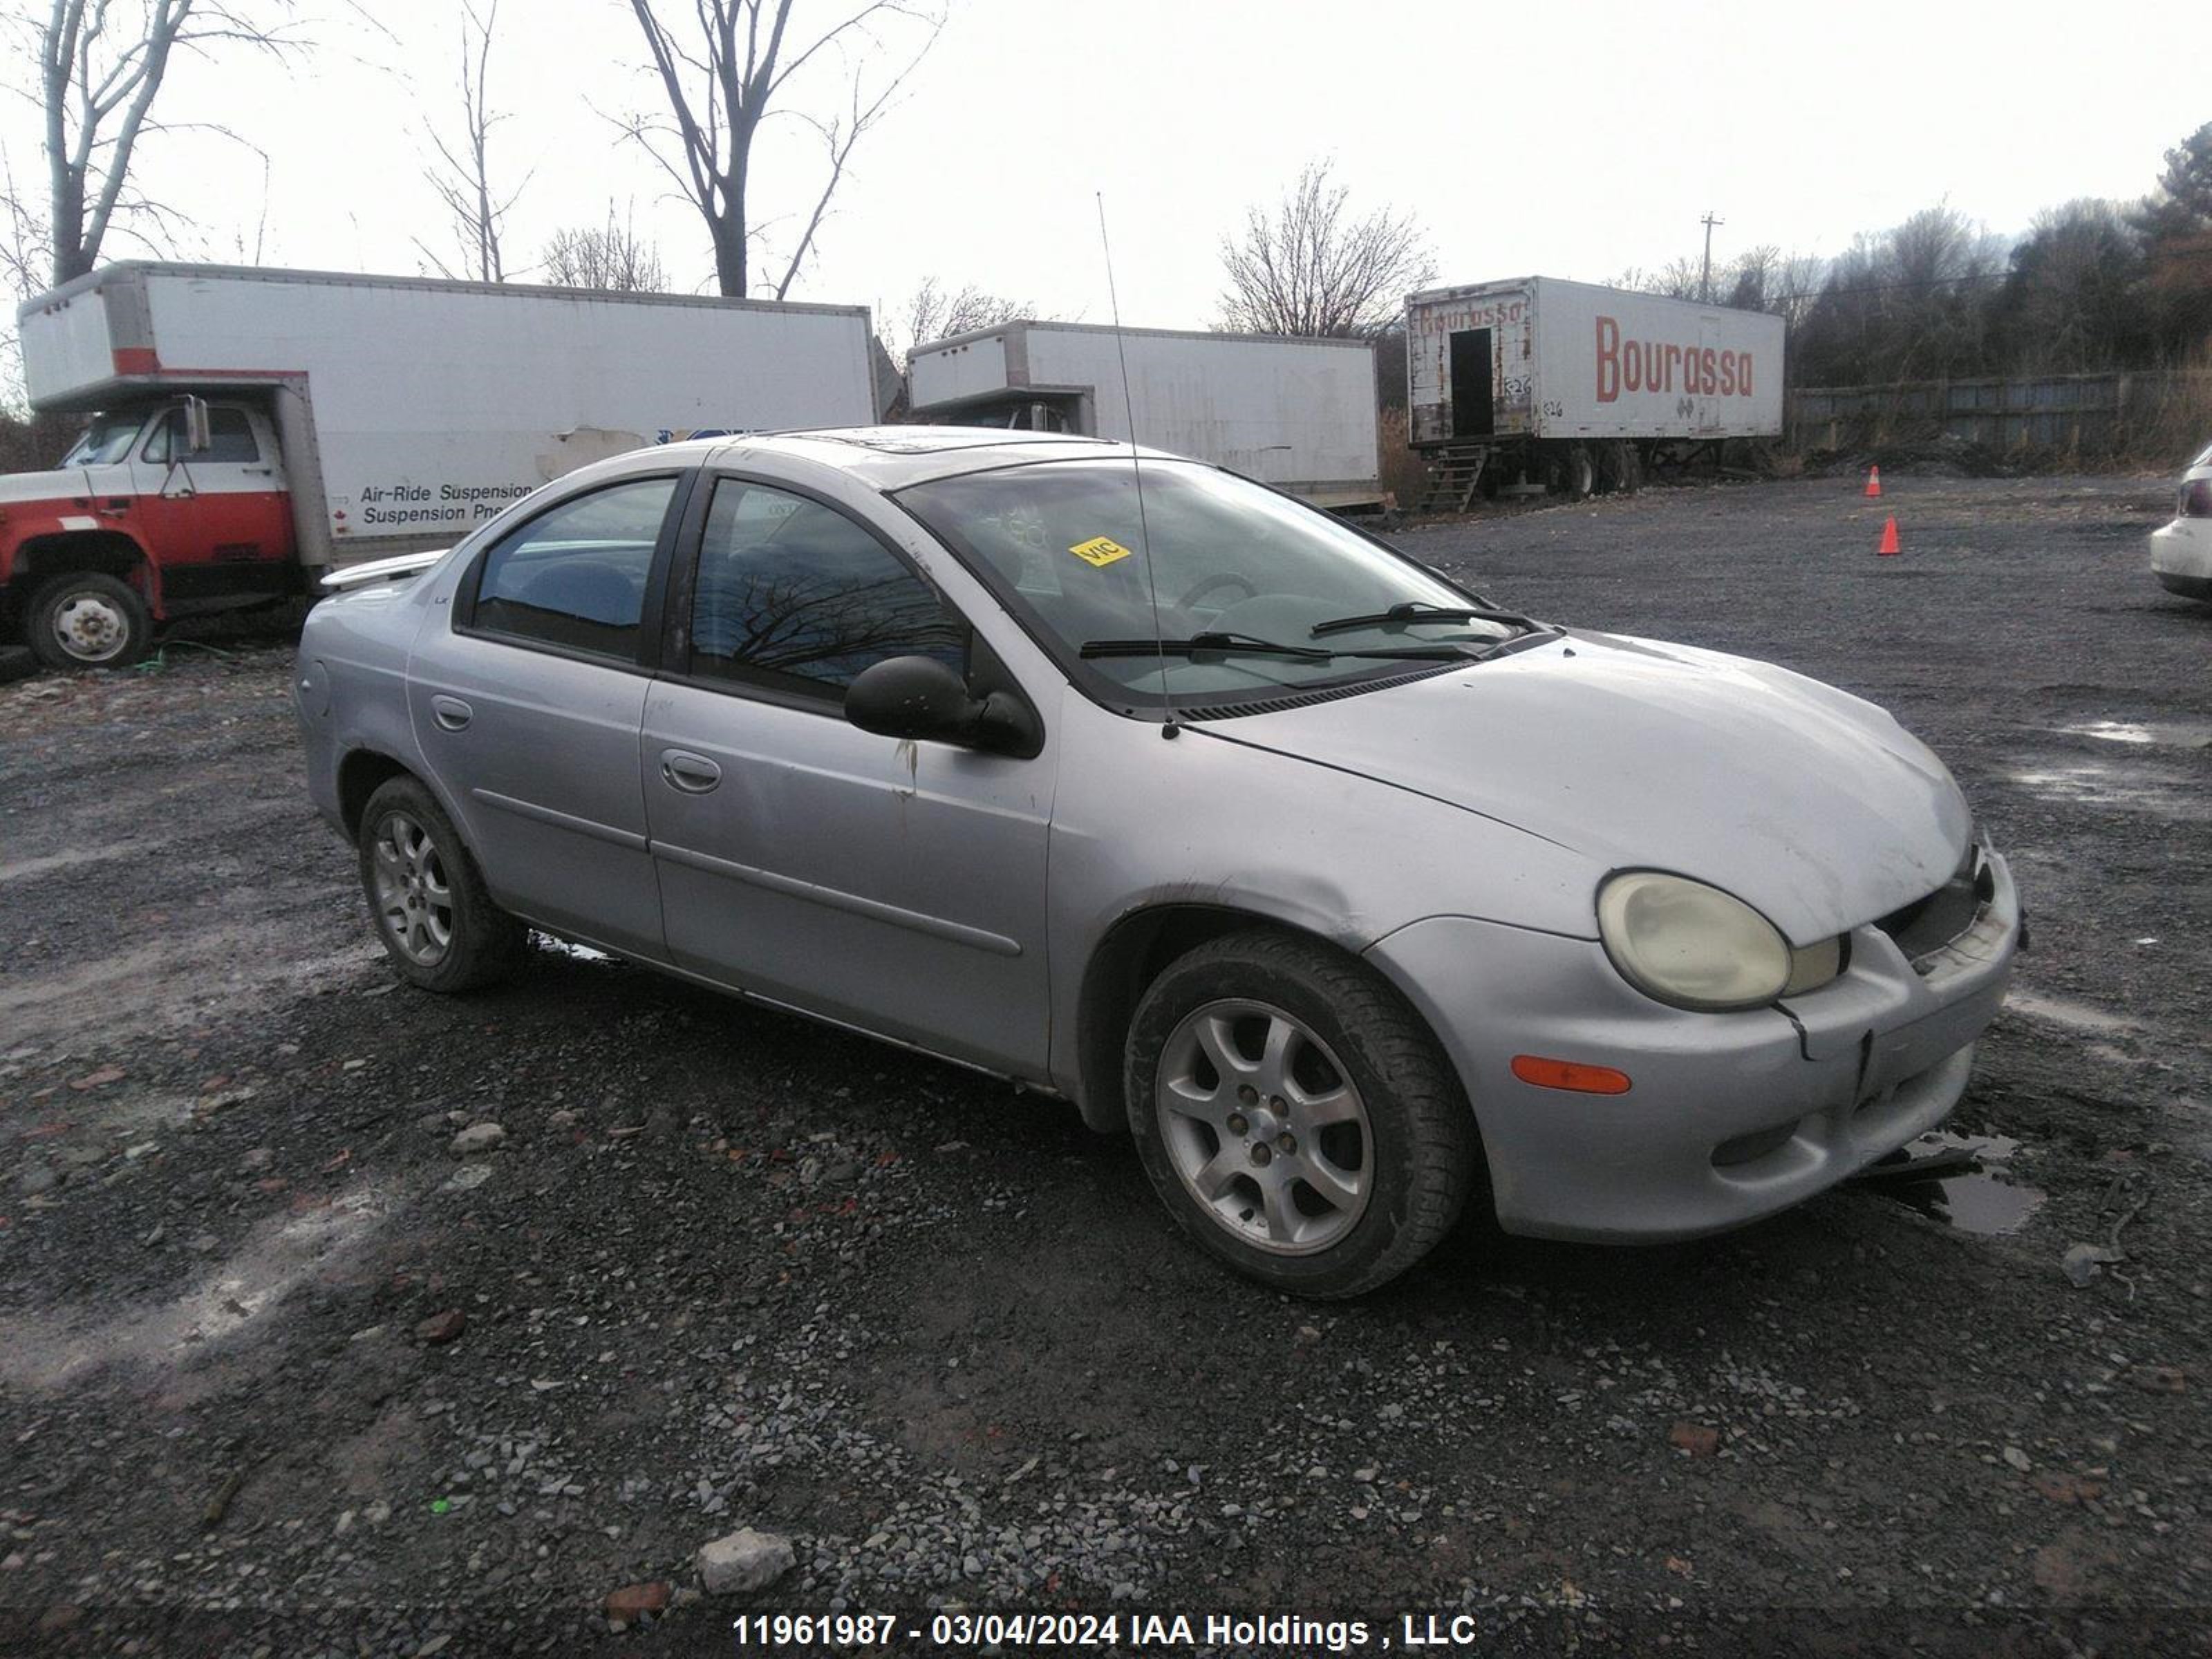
[618, 1, 943, 300]
[0, 147, 51, 416]
[1997, 200, 2151, 373]
[541, 203, 668, 292]
[892, 276, 1029, 368]
[24, 0, 293, 286]
[696, 565, 959, 678]
[1217, 160, 1434, 337]
[414, 0, 523, 283]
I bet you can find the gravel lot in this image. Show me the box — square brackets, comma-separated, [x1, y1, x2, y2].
[1, 471, 2207, 1656]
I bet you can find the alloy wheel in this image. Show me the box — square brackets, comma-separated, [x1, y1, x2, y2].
[1155, 998, 1374, 1255]
[370, 810, 455, 966]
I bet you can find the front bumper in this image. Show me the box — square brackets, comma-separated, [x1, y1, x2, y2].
[2152, 517, 2212, 599]
[1365, 851, 2021, 1243]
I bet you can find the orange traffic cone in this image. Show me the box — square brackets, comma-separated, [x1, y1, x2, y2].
[1864, 465, 1882, 498]
[1877, 516, 1900, 556]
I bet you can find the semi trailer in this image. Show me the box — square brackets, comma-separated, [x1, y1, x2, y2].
[6, 262, 883, 668]
[1405, 276, 1785, 512]
[908, 320, 1384, 512]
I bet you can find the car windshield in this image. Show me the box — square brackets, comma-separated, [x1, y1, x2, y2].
[60, 413, 149, 468]
[897, 459, 1520, 706]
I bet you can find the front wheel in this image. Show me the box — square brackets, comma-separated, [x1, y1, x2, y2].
[27, 572, 151, 670]
[357, 776, 525, 993]
[1124, 930, 1479, 1297]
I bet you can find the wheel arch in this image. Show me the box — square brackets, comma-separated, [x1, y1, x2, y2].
[1072, 901, 1477, 1140]
[336, 748, 419, 839]
[11, 530, 159, 609]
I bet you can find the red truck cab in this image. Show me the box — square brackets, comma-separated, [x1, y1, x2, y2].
[0, 397, 297, 668]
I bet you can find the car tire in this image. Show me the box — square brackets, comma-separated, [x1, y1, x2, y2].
[28, 572, 151, 670]
[1124, 929, 1479, 1298]
[1555, 444, 1595, 499]
[357, 776, 525, 993]
[1595, 440, 1639, 496]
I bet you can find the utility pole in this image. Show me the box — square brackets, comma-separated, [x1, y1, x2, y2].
[1699, 211, 1725, 303]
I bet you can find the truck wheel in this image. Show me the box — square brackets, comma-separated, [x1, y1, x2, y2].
[1595, 440, 1632, 495]
[1555, 444, 1595, 498]
[28, 572, 151, 670]
[357, 776, 525, 993]
[1124, 929, 1479, 1298]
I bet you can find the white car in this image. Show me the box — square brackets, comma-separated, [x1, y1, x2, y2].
[2152, 440, 2212, 601]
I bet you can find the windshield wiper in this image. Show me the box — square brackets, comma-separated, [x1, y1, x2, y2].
[1309, 602, 1544, 639]
[1081, 631, 1332, 662]
[1079, 631, 1472, 664]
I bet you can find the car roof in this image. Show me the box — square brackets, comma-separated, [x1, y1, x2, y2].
[704, 425, 1188, 490]
[534, 425, 1197, 503]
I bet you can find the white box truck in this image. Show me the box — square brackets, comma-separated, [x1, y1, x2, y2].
[6, 261, 882, 668]
[1405, 276, 1785, 511]
[907, 320, 1382, 512]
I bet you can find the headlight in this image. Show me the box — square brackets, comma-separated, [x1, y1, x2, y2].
[1597, 872, 1844, 1012]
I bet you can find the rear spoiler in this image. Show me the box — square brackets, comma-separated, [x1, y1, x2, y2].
[318, 549, 448, 593]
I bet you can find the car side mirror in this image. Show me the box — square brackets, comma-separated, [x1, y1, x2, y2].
[180, 395, 213, 455]
[845, 655, 1040, 758]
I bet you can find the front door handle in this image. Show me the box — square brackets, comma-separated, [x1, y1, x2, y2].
[430, 695, 472, 732]
[660, 749, 721, 794]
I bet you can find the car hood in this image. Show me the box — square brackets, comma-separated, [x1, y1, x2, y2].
[1200, 630, 1971, 944]
[0, 467, 92, 506]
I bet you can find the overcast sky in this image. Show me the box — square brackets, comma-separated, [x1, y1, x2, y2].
[3, 0, 2204, 344]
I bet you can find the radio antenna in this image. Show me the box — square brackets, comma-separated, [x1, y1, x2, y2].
[1096, 191, 1177, 738]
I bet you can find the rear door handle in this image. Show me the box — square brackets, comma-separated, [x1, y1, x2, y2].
[430, 695, 472, 732]
[660, 749, 721, 794]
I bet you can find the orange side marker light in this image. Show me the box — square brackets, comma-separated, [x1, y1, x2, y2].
[1510, 1055, 1633, 1095]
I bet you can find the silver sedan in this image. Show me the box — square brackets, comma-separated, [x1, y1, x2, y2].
[295, 428, 2021, 1297]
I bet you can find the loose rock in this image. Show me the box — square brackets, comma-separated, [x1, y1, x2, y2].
[603, 1581, 671, 1620]
[415, 1309, 467, 1347]
[699, 1526, 796, 1595]
[1667, 1423, 1721, 1458]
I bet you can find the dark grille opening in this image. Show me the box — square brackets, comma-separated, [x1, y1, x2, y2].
[1875, 845, 1987, 963]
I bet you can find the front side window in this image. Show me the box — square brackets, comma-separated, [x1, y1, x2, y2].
[687, 479, 965, 697]
[142, 408, 260, 465]
[469, 475, 677, 660]
[897, 459, 1516, 707]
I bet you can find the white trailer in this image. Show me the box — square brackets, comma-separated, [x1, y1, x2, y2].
[4, 262, 882, 667]
[1405, 276, 1785, 510]
[908, 320, 1382, 511]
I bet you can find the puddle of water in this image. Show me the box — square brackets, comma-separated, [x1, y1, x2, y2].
[2061, 719, 2212, 749]
[1859, 1131, 2046, 1236]
[2005, 761, 2209, 819]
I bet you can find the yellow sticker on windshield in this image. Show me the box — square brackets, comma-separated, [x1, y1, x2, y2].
[1068, 535, 1134, 568]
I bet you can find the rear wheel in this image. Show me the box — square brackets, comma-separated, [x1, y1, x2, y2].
[1595, 440, 1639, 495]
[357, 776, 525, 993]
[27, 572, 151, 670]
[1125, 930, 1479, 1297]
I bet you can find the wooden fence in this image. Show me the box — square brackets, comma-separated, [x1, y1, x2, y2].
[1786, 369, 2212, 459]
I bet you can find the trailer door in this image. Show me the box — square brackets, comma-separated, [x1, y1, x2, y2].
[1449, 329, 1494, 438]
